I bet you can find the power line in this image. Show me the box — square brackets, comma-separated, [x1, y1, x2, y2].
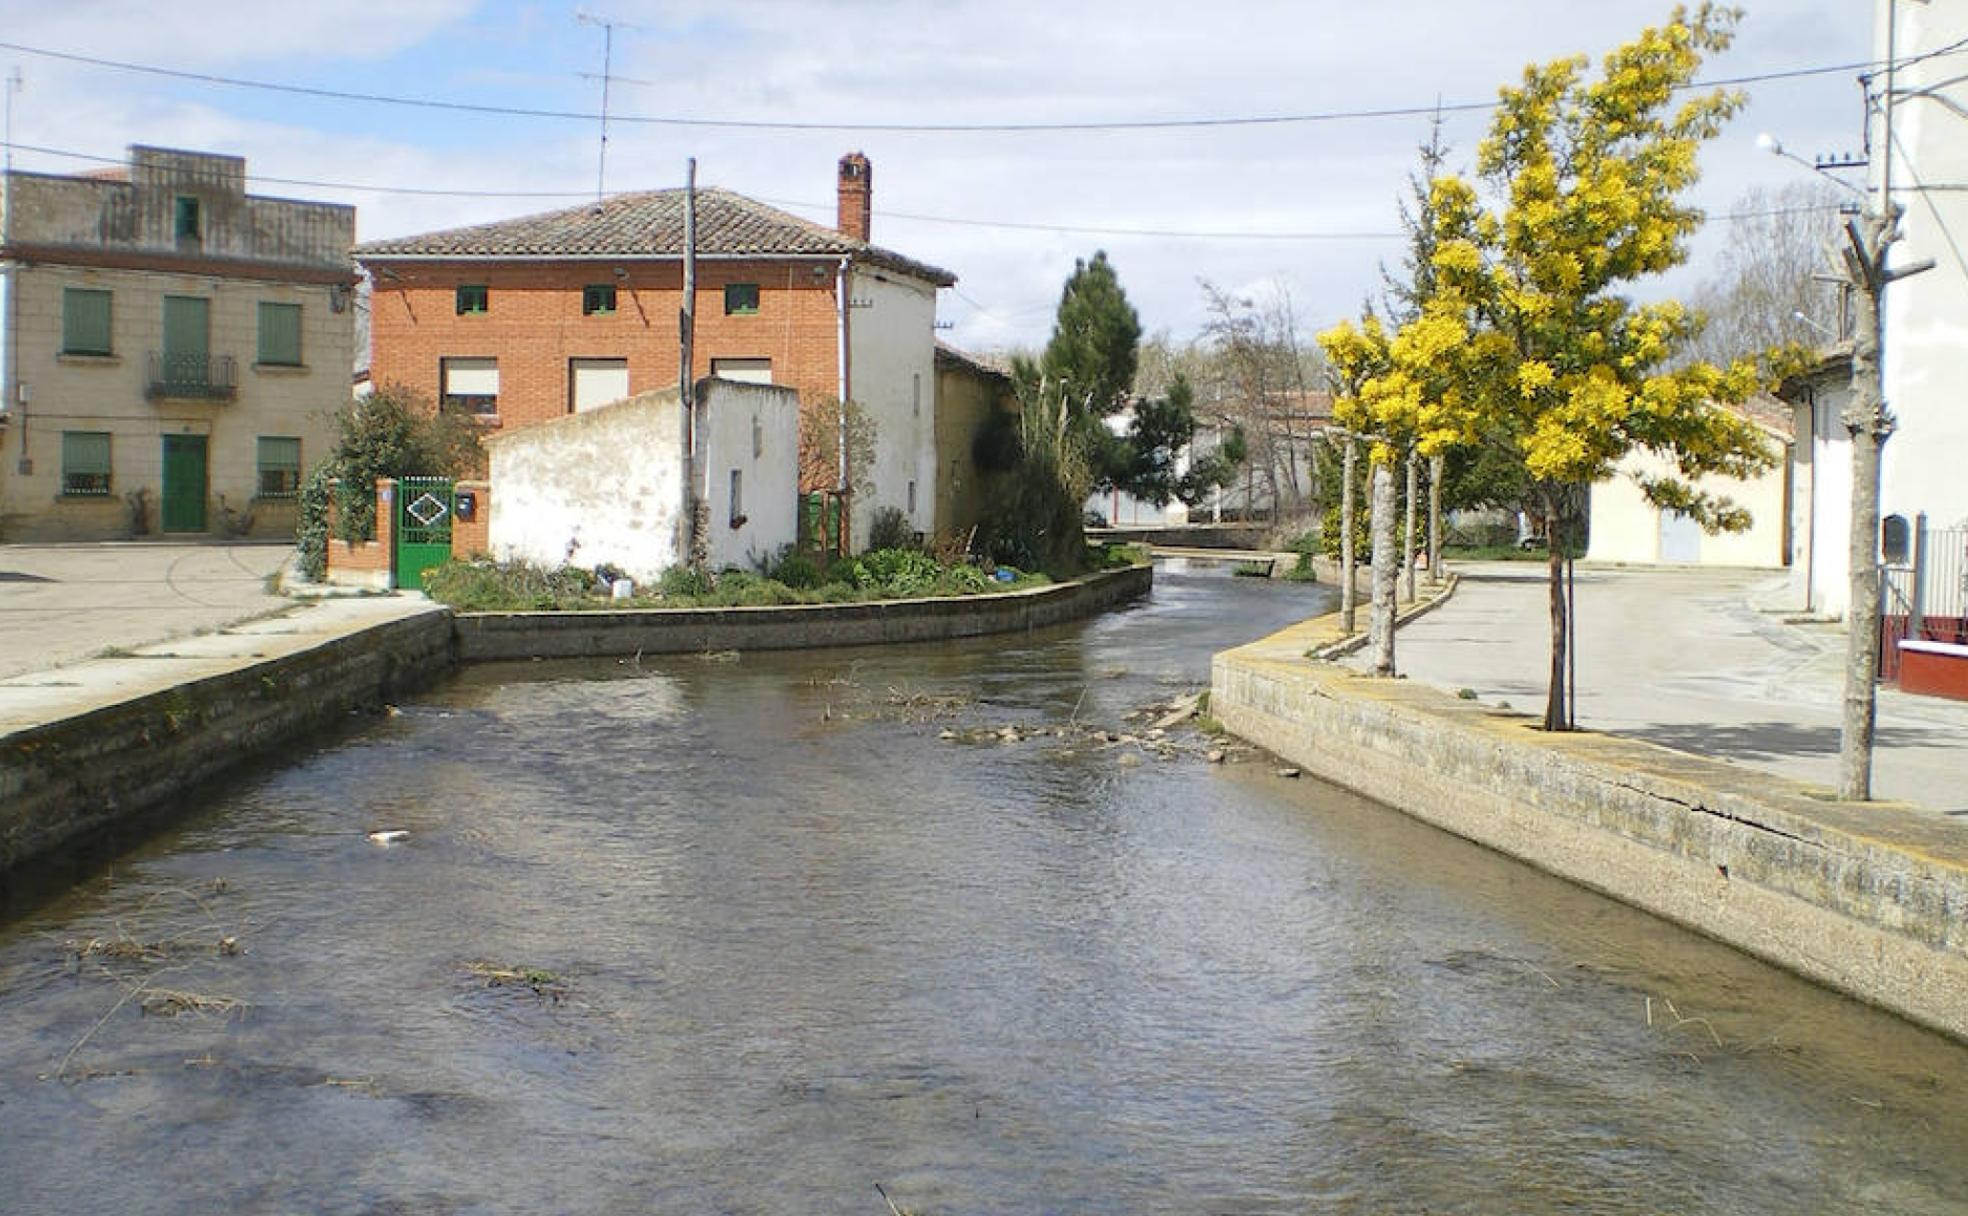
[0, 37, 1947, 136]
[0, 138, 1843, 241]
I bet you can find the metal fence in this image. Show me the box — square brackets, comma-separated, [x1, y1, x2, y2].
[1881, 519, 1968, 681]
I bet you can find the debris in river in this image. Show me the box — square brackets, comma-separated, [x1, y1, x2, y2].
[1274, 767, 1302, 779]
[464, 961, 569, 1002]
[139, 989, 248, 1019]
[366, 830, 410, 846]
[1206, 749, 1226, 764]
[1151, 693, 1203, 730]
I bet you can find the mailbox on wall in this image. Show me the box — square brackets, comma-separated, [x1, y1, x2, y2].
[455, 490, 477, 522]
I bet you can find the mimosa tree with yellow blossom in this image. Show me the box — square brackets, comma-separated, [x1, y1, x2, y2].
[1325, 3, 1778, 731]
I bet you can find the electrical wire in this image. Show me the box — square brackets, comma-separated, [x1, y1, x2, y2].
[0, 137, 1843, 241]
[0, 37, 1951, 136]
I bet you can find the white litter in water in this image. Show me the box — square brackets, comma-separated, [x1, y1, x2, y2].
[366, 830, 410, 846]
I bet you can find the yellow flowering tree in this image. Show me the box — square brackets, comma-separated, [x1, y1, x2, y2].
[1390, 4, 1777, 730]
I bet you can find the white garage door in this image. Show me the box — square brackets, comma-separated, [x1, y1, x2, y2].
[570, 358, 631, 413]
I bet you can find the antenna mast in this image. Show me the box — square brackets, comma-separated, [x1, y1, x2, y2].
[576, 11, 627, 201]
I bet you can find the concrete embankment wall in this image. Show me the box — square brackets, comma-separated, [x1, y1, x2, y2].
[1212, 614, 1968, 1043]
[454, 565, 1151, 661]
[0, 611, 454, 874]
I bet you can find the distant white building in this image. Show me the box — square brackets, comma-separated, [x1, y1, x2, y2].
[1587, 398, 1793, 569]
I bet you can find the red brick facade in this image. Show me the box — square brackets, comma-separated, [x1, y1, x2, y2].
[367, 259, 842, 433]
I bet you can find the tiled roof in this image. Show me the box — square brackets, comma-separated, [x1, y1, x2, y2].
[354, 186, 955, 286]
[934, 341, 1012, 381]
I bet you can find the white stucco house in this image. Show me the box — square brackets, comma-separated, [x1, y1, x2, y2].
[1587, 398, 1793, 569]
[484, 378, 799, 581]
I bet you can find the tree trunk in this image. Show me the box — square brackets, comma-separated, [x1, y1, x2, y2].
[1369, 459, 1398, 677]
[1841, 217, 1892, 800]
[1341, 437, 1358, 634]
[1401, 449, 1419, 604]
[1427, 453, 1444, 586]
[1543, 494, 1570, 731]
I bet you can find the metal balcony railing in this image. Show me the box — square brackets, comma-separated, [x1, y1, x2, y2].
[146, 351, 238, 401]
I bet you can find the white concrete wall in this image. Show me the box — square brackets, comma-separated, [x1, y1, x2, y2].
[847, 267, 937, 549]
[1587, 442, 1788, 568]
[1796, 377, 1856, 616]
[1877, 0, 1968, 534]
[700, 379, 800, 571]
[487, 390, 686, 580]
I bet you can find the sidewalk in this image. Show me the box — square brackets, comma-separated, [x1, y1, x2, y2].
[1371, 562, 1968, 815]
[0, 543, 294, 679]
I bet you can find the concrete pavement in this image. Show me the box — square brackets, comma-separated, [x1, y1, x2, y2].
[1372, 562, 1968, 814]
[0, 543, 294, 679]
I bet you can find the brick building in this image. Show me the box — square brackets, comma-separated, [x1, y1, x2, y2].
[0, 146, 356, 541]
[356, 154, 956, 550]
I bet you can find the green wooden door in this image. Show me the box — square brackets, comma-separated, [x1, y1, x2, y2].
[394, 477, 455, 590]
[161, 296, 210, 393]
[161, 435, 208, 533]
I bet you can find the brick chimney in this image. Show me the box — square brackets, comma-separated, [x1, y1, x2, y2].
[837, 152, 872, 243]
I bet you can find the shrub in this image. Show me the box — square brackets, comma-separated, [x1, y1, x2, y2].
[658, 565, 713, 598]
[867, 506, 918, 553]
[768, 549, 824, 590]
[423, 559, 593, 611]
[857, 547, 942, 595]
[294, 466, 335, 582]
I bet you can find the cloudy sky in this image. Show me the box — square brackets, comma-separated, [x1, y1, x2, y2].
[0, 0, 1873, 353]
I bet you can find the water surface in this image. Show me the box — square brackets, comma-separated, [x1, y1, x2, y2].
[2, 561, 1965, 1213]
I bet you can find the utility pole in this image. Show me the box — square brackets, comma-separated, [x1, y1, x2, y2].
[1838, 0, 1931, 801]
[681, 157, 708, 571]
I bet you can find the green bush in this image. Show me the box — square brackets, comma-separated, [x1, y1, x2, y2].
[768, 549, 824, 590]
[423, 559, 594, 611]
[295, 466, 335, 582]
[856, 547, 941, 594]
[867, 506, 918, 552]
[658, 566, 713, 598]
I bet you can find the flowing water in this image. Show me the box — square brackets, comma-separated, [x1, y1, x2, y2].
[3, 561, 1967, 1214]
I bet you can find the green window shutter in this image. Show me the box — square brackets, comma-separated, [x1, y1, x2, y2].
[257, 303, 303, 366]
[62, 431, 112, 496]
[257, 436, 302, 497]
[62, 289, 113, 355]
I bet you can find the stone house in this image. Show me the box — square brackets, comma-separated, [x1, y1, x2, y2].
[931, 341, 1015, 538]
[0, 146, 356, 541]
[356, 153, 955, 552]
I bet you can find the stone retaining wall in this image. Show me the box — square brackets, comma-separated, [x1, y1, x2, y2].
[1212, 614, 1968, 1043]
[454, 565, 1152, 661]
[0, 611, 454, 874]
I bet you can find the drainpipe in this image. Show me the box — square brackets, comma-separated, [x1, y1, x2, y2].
[680, 157, 699, 568]
[835, 253, 852, 555]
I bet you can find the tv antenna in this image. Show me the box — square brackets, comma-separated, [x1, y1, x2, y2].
[4, 68, 21, 175]
[576, 11, 636, 201]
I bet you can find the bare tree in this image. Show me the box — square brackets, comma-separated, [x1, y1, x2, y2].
[1197, 280, 1326, 521]
[1683, 181, 1848, 365]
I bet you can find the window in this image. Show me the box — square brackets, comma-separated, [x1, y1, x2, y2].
[61, 288, 113, 356]
[174, 196, 200, 240]
[257, 303, 303, 367]
[583, 284, 617, 315]
[456, 284, 489, 315]
[729, 469, 744, 527]
[710, 357, 771, 384]
[912, 372, 922, 418]
[724, 283, 760, 315]
[61, 431, 112, 496]
[441, 357, 499, 415]
[257, 436, 302, 498]
[908, 480, 917, 515]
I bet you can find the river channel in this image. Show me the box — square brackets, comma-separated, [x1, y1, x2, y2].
[3, 561, 1967, 1213]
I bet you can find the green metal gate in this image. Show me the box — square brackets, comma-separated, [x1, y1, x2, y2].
[394, 477, 455, 590]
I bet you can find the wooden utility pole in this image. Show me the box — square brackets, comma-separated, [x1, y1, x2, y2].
[681, 157, 709, 570]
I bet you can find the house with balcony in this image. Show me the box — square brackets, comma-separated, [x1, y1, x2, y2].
[356, 153, 956, 552]
[0, 146, 355, 540]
